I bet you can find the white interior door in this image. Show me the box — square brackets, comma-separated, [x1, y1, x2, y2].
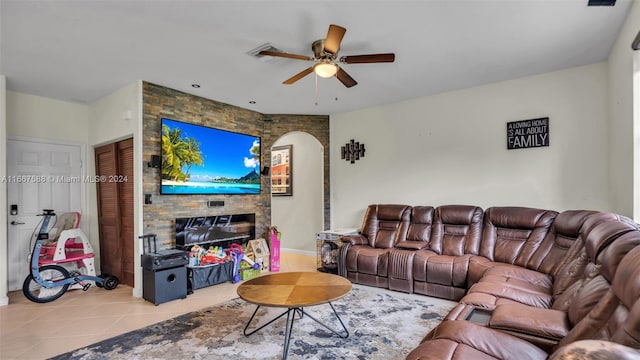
[7, 139, 83, 291]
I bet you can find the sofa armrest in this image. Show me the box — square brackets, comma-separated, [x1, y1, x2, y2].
[395, 240, 429, 250]
[337, 234, 367, 277]
[467, 255, 494, 287]
[341, 234, 368, 246]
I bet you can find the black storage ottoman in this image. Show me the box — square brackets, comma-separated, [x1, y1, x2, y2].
[188, 261, 234, 292]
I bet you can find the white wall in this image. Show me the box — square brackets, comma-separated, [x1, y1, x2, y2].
[87, 81, 143, 297]
[608, 0, 640, 219]
[272, 132, 324, 255]
[0, 75, 8, 305]
[331, 63, 610, 228]
[6, 92, 88, 141]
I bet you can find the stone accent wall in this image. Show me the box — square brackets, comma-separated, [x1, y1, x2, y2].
[142, 82, 330, 247]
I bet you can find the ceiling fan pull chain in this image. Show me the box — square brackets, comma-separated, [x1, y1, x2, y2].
[334, 75, 339, 101]
[315, 72, 319, 106]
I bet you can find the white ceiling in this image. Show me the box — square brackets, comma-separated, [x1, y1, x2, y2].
[0, 0, 633, 115]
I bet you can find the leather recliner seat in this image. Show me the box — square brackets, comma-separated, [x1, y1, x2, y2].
[339, 204, 412, 288]
[337, 204, 640, 359]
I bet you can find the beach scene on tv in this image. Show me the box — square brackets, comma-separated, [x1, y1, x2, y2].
[161, 118, 261, 195]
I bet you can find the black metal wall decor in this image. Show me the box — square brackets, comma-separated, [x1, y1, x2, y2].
[341, 139, 365, 163]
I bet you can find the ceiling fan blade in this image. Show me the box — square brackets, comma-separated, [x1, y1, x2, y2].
[324, 24, 346, 54]
[259, 50, 313, 61]
[340, 53, 395, 64]
[283, 66, 315, 85]
[336, 66, 357, 88]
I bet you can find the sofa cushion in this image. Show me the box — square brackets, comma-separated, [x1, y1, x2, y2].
[403, 205, 434, 243]
[413, 250, 471, 287]
[430, 205, 483, 256]
[398, 205, 433, 250]
[555, 245, 640, 350]
[482, 264, 553, 289]
[413, 320, 548, 360]
[464, 281, 552, 309]
[406, 338, 501, 360]
[609, 246, 640, 348]
[406, 338, 500, 360]
[360, 204, 412, 248]
[345, 245, 389, 276]
[528, 210, 597, 274]
[489, 304, 570, 341]
[480, 207, 557, 267]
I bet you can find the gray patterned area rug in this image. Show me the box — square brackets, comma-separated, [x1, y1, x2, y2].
[50, 285, 456, 360]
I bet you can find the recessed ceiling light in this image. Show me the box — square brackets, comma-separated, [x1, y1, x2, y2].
[191, 84, 201, 88]
[249, 100, 256, 104]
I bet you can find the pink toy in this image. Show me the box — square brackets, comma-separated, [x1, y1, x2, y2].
[269, 227, 281, 272]
[38, 212, 98, 290]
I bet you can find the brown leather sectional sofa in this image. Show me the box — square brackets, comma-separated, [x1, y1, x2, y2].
[337, 204, 640, 359]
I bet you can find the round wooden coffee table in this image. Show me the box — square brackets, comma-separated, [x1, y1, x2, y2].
[237, 271, 352, 360]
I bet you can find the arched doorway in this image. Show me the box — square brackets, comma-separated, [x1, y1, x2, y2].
[271, 132, 324, 254]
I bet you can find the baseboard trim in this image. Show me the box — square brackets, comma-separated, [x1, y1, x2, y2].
[0, 296, 8, 306]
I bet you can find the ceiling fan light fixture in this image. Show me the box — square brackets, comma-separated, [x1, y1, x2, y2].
[315, 63, 338, 78]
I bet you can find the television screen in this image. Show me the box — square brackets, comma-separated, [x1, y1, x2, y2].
[160, 118, 261, 195]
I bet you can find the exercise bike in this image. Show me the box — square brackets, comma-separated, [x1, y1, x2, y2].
[22, 209, 119, 303]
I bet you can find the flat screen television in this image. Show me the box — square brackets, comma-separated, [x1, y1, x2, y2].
[160, 118, 261, 195]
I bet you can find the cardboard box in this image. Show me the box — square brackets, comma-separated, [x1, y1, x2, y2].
[248, 238, 270, 258]
[254, 256, 270, 272]
[247, 238, 270, 272]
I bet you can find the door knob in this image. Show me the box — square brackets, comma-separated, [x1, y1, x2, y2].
[10, 221, 25, 225]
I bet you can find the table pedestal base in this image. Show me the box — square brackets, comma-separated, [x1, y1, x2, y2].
[243, 302, 349, 360]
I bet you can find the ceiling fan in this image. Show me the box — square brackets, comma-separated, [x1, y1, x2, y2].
[259, 24, 395, 88]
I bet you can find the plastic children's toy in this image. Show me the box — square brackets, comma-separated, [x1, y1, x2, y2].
[228, 243, 259, 283]
[23, 209, 119, 303]
[200, 246, 227, 265]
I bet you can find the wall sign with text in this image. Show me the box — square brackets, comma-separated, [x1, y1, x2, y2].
[507, 117, 549, 150]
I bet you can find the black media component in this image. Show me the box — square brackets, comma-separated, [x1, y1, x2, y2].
[141, 250, 189, 271]
[143, 267, 187, 306]
[148, 155, 161, 168]
[139, 234, 189, 305]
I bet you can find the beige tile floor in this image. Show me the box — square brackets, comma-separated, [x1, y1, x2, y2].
[0, 253, 317, 360]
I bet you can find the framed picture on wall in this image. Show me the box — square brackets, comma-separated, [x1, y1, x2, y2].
[271, 145, 292, 196]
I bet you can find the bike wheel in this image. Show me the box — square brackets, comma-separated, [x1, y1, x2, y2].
[22, 265, 70, 303]
[102, 275, 119, 290]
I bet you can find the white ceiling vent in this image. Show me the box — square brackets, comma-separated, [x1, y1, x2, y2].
[247, 43, 286, 63]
